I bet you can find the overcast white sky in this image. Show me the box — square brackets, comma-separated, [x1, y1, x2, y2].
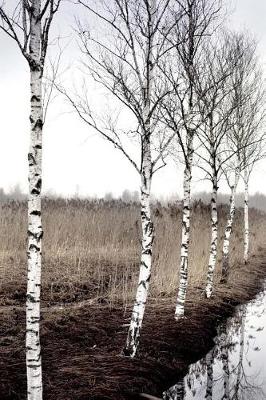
[0, 0, 266, 199]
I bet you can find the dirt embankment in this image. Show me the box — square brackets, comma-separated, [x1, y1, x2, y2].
[0, 250, 266, 400]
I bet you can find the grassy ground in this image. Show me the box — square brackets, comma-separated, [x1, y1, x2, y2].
[0, 199, 266, 399]
[0, 199, 265, 305]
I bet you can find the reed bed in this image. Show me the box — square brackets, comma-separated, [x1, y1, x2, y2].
[0, 198, 265, 306]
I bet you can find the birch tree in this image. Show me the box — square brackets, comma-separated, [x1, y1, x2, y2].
[0, 1, 61, 399]
[240, 83, 266, 264]
[160, 0, 222, 318]
[63, 0, 180, 358]
[194, 34, 237, 298]
[220, 161, 241, 282]
[242, 129, 265, 263]
[221, 33, 264, 280]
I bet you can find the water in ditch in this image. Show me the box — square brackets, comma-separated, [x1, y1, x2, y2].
[164, 288, 266, 400]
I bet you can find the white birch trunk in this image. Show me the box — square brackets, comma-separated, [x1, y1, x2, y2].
[221, 169, 240, 283]
[205, 349, 214, 400]
[175, 135, 193, 319]
[124, 0, 156, 358]
[124, 141, 153, 357]
[244, 170, 249, 263]
[26, 1, 43, 398]
[175, 2, 196, 319]
[205, 154, 218, 299]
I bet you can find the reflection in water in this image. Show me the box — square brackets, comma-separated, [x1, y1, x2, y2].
[164, 289, 266, 400]
[163, 378, 185, 400]
[206, 349, 214, 400]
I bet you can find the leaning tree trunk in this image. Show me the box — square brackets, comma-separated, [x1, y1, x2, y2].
[205, 158, 218, 298]
[221, 170, 240, 283]
[244, 170, 249, 263]
[26, 2, 43, 399]
[124, 0, 156, 358]
[124, 137, 154, 357]
[175, 135, 193, 319]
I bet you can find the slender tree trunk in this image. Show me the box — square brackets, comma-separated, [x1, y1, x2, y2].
[244, 171, 249, 263]
[205, 348, 214, 400]
[26, 2, 43, 398]
[205, 155, 218, 299]
[124, 0, 156, 358]
[221, 169, 240, 283]
[175, 135, 193, 319]
[124, 138, 154, 357]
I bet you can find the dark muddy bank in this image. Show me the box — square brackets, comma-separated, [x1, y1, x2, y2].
[0, 250, 266, 400]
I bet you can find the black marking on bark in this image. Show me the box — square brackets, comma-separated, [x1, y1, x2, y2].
[29, 58, 42, 72]
[26, 294, 39, 303]
[31, 94, 41, 103]
[28, 230, 43, 240]
[139, 280, 147, 289]
[30, 210, 41, 216]
[140, 260, 149, 269]
[141, 210, 147, 219]
[142, 248, 152, 256]
[29, 244, 40, 252]
[31, 188, 40, 195]
[34, 118, 43, 130]
[36, 178, 42, 189]
[28, 153, 36, 166]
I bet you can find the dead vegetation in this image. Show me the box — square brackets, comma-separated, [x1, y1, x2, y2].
[0, 199, 266, 399]
[0, 199, 265, 306]
[0, 253, 266, 400]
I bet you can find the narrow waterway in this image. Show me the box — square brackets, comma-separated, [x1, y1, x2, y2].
[164, 287, 266, 400]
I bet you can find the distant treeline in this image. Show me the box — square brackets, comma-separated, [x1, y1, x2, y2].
[0, 187, 265, 212]
[193, 192, 266, 212]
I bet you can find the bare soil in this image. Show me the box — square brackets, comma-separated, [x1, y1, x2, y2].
[0, 250, 266, 400]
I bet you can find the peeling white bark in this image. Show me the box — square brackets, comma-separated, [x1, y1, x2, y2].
[175, 135, 193, 319]
[221, 169, 240, 282]
[124, 141, 154, 357]
[124, 0, 156, 358]
[244, 170, 249, 263]
[205, 155, 218, 299]
[26, 1, 43, 398]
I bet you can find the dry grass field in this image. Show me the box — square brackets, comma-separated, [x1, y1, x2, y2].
[0, 198, 265, 307]
[1, 198, 266, 399]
